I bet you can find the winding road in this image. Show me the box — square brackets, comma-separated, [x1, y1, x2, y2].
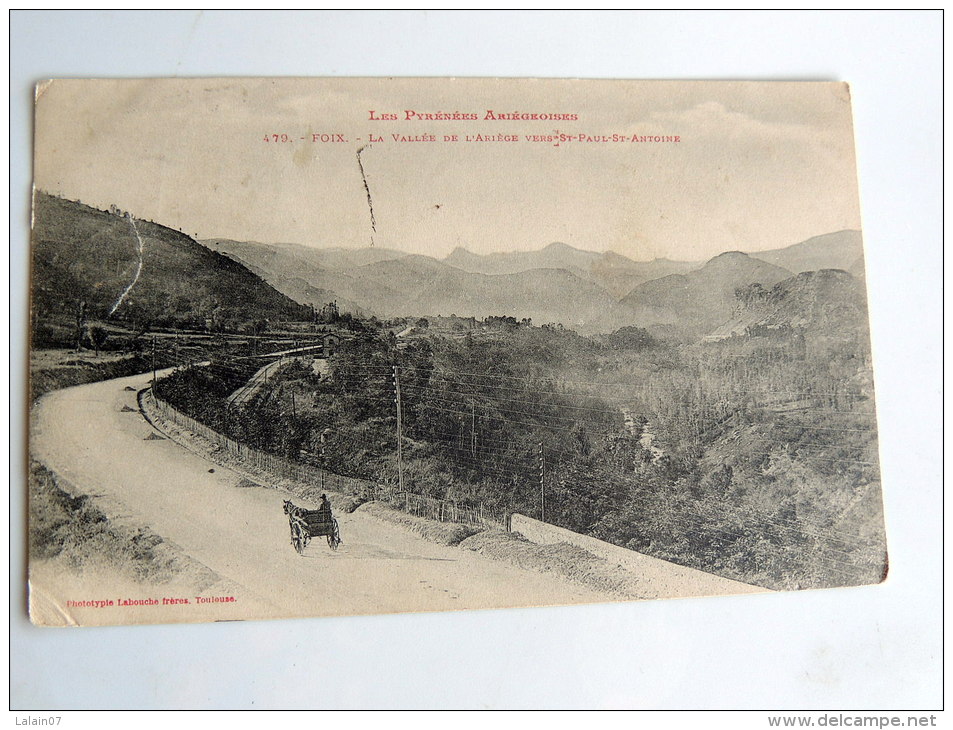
[30, 372, 615, 625]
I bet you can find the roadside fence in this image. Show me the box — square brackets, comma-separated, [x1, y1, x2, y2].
[142, 386, 508, 532]
[367, 483, 508, 531]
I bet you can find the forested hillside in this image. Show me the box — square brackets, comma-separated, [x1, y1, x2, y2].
[159, 283, 885, 590]
[31, 192, 310, 336]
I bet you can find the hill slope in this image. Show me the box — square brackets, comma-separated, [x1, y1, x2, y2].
[620, 251, 793, 334]
[748, 230, 865, 277]
[324, 256, 631, 332]
[31, 192, 310, 331]
[705, 268, 869, 341]
[203, 238, 407, 273]
[202, 239, 373, 316]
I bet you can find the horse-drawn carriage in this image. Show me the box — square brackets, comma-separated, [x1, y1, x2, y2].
[283, 498, 341, 553]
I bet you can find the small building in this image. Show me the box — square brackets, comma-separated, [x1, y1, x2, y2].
[322, 332, 341, 356]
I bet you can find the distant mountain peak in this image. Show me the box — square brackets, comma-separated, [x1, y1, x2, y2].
[747, 230, 864, 276]
[709, 250, 751, 261]
[701, 251, 764, 272]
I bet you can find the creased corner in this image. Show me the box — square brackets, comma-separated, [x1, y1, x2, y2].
[34, 79, 54, 103]
[28, 579, 79, 628]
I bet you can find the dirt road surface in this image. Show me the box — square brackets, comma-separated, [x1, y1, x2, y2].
[30, 372, 616, 625]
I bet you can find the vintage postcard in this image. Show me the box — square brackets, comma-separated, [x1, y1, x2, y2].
[27, 78, 886, 626]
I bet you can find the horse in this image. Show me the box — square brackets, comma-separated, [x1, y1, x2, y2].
[282, 498, 340, 552]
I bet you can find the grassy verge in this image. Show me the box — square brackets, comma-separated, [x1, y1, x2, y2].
[30, 351, 152, 403]
[28, 460, 219, 588]
[459, 530, 644, 599]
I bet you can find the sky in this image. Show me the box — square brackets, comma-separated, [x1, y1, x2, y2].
[33, 78, 863, 262]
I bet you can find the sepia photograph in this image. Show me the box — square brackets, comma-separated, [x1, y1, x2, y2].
[28, 77, 887, 627]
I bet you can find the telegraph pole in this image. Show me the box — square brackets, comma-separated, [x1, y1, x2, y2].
[319, 431, 327, 491]
[151, 335, 157, 389]
[393, 365, 404, 493]
[470, 400, 476, 457]
[539, 442, 546, 522]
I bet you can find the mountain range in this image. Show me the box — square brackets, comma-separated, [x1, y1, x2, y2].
[444, 242, 698, 297]
[29, 191, 866, 341]
[204, 231, 865, 336]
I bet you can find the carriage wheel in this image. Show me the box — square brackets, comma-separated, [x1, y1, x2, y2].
[327, 519, 341, 551]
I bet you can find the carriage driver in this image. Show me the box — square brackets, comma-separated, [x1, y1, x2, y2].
[319, 493, 331, 513]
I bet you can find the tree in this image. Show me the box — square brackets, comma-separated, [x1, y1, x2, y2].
[318, 301, 340, 323]
[607, 326, 655, 350]
[87, 325, 109, 355]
